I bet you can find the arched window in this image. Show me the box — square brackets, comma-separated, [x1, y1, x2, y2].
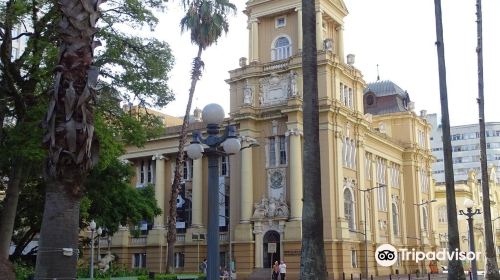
[392, 203, 399, 236]
[438, 206, 447, 223]
[272, 36, 291, 61]
[344, 188, 355, 230]
[422, 206, 429, 231]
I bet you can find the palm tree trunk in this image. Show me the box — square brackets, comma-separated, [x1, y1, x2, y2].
[475, 1, 500, 278]
[35, 0, 101, 277]
[34, 179, 81, 279]
[166, 45, 204, 273]
[300, 1, 327, 279]
[432, 1, 466, 279]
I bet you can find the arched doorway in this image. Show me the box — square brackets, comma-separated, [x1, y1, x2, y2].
[263, 230, 280, 268]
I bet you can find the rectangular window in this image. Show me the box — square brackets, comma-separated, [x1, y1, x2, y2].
[182, 159, 193, 181]
[377, 184, 387, 211]
[174, 252, 185, 268]
[140, 161, 145, 184]
[340, 82, 344, 102]
[279, 136, 287, 165]
[351, 250, 358, 268]
[365, 154, 372, 180]
[221, 156, 228, 176]
[147, 160, 153, 183]
[133, 253, 146, 268]
[269, 138, 276, 166]
[275, 16, 286, 28]
[348, 88, 353, 108]
[268, 136, 287, 167]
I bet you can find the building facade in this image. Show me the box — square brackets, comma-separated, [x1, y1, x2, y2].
[433, 167, 500, 271]
[427, 113, 500, 184]
[96, 0, 438, 278]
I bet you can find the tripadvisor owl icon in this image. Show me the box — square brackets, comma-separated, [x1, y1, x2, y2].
[375, 244, 398, 267]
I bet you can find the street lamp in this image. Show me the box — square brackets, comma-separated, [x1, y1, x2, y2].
[97, 227, 103, 261]
[186, 104, 241, 280]
[459, 198, 481, 280]
[358, 185, 385, 280]
[89, 220, 96, 279]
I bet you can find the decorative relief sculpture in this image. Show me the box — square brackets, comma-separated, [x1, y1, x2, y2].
[252, 195, 289, 219]
[288, 71, 300, 97]
[243, 80, 253, 105]
[97, 253, 115, 272]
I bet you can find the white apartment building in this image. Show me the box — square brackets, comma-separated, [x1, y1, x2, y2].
[427, 113, 500, 183]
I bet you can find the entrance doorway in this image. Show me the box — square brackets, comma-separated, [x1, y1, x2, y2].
[263, 230, 280, 268]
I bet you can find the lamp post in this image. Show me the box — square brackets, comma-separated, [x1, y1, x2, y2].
[413, 199, 437, 274]
[97, 227, 102, 261]
[89, 220, 96, 279]
[459, 198, 481, 280]
[186, 104, 241, 280]
[358, 185, 385, 280]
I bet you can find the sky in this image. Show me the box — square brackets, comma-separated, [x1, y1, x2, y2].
[157, 0, 500, 126]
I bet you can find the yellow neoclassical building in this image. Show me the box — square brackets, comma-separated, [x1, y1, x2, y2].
[100, 0, 439, 278]
[433, 167, 500, 271]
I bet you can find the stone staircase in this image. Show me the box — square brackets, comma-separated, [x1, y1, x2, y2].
[246, 268, 272, 280]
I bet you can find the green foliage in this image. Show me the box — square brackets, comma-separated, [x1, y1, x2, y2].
[77, 264, 148, 279]
[14, 261, 35, 280]
[82, 160, 162, 233]
[136, 274, 206, 280]
[0, 0, 173, 260]
[180, 0, 237, 50]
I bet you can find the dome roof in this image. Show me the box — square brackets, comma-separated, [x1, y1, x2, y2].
[364, 80, 409, 98]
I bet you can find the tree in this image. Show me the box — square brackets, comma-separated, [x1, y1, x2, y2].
[299, 1, 327, 279]
[165, 0, 235, 273]
[8, 158, 161, 261]
[0, 0, 173, 277]
[432, 1, 466, 279]
[34, 0, 105, 276]
[475, 1, 500, 279]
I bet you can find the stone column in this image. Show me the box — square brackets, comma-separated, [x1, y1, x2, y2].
[286, 128, 303, 220]
[356, 137, 367, 239]
[240, 136, 254, 223]
[387, 163, 394, 244]
[334, 128, 349, 238]
[191, 158, 203, 227]
[253, 222, 263, 268]
[249, 18, 259, 63]
[316, 9, 323, 51]
[153, 154, 165, 228]
[371, 159, 380, 243]
[336, 25, 345, 62]
[295, 7, 303, 51]
[399, 168, 407, 242]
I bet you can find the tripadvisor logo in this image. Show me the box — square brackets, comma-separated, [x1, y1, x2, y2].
[375, 244, 398, 267]
[375, 244, 480, 267]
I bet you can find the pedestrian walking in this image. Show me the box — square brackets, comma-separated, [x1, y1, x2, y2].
[279, 260, 287, 280]
[272, 260, 280, 280]
[199, 258, 207, 274]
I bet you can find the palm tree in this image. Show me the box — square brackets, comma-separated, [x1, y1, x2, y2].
[432, 1, 465, 279]
[475, 1, 500, 279]
[34, 0, 101, 278]
[299, 1, 327, 279]
[166, 0, 236, 273]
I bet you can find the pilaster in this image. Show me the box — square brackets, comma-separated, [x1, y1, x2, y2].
[334, 128, 349, 238]
[286, 128, 303, 220]
[371, 158, 381, 244]
[152, 154, 165, 228]
[249, 18, 259, 63]
[191, 158, 203, 227]
[253, 222, 264, 268]
[295, 7, 303, 51]
[240, 136, 254, 223]
[316, 9, 324, 50]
